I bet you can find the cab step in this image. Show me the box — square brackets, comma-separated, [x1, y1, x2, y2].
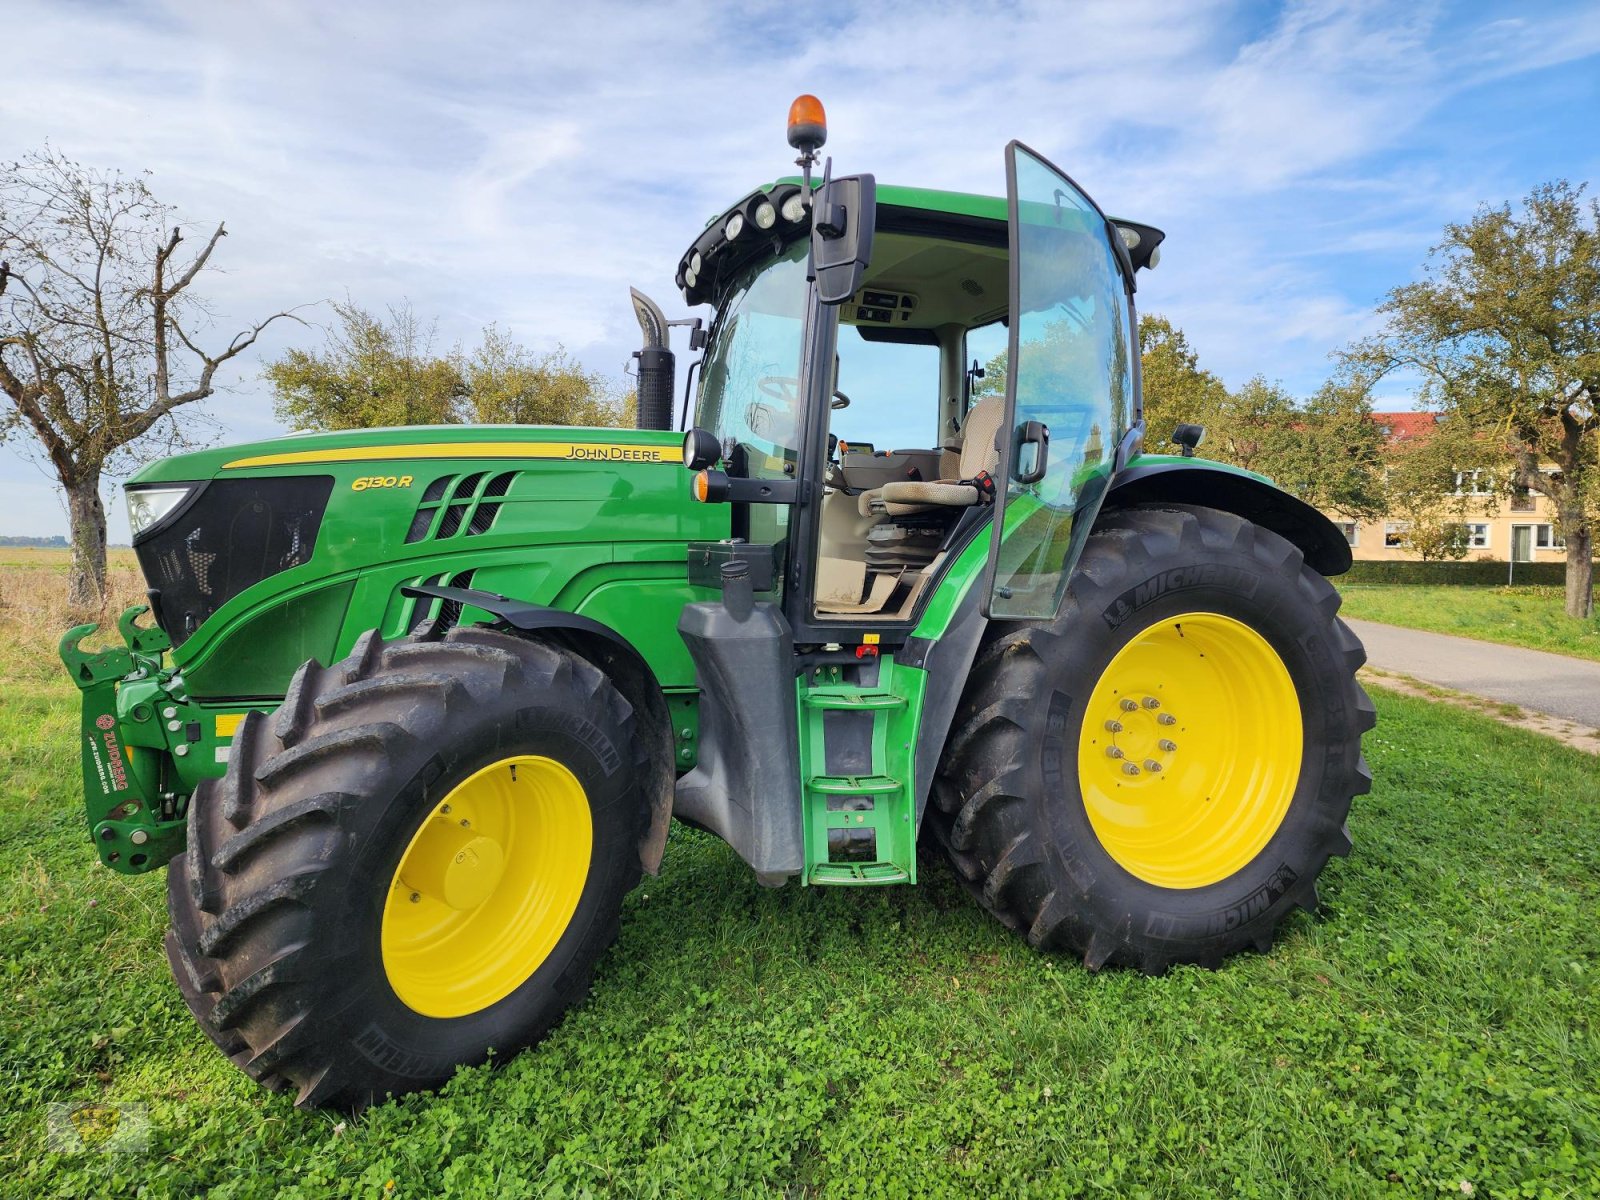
[801, 691, 907, 711]
[796, 657, 926, 887]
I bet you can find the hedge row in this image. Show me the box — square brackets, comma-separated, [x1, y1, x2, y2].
[1340, 559, 1577, 585]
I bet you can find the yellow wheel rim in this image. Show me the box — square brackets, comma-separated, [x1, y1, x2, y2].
[1077, 612, 1302, 889]
[381, 755, 592, 1018]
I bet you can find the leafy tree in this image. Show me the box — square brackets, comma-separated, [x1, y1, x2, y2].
[268, 306, 627, 431]
[1348, 180, 1598, 618]
[463, 326, 625, 427]
[1264, 380, 1387, 520]
[1137, 315, 1230, 449]
[1138, 317, 1385, 518]
[266, 300, 465, 431]
[0, 148, 297, 605]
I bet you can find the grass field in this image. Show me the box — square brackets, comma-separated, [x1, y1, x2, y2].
[2, 561, 1598, 1197]
[1338, 583, 1600, 663]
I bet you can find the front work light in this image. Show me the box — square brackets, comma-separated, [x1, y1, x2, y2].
[780, 192, 806, 223]
[724, 213, 745, 241]
[127, 485, 194, 539]
[752, 199, 776, 230]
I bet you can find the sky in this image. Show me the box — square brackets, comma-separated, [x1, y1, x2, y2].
[3, 0, 1598, 539]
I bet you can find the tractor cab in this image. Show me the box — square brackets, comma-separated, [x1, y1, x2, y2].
[667, 99, 1165, 648]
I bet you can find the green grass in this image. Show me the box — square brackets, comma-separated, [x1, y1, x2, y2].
[1337, 583, 1600, 663]
[2, 624, 1598, 1197]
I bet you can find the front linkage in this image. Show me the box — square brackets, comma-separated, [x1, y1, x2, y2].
[60, 605, 225, 875]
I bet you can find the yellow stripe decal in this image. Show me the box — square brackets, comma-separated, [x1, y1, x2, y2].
[215, 712, 249, 738]
[223, 442, 685, 469]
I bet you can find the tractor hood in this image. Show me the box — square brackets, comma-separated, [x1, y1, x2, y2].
[122, 423, 722, 699]
[126, 423, 686, 486]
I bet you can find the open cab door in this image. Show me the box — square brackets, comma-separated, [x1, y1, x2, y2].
[986, 142, 1137, 619]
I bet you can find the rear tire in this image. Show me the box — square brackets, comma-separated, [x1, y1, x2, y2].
[928, 504, 1374, 972]
[165, 625, 646, 1109]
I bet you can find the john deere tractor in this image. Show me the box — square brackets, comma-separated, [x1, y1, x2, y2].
[61, 98, 1372, 1108]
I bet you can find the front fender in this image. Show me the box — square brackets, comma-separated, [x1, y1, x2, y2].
[402, 583, 677, 877]
[1105, 456, 1352, 576]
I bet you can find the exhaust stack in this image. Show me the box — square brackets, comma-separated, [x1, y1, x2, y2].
[629, 288, 676, 432]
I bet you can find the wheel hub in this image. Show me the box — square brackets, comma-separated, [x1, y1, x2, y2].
[1077, 611, 1303, 889]
[381, 754, 593, 1018]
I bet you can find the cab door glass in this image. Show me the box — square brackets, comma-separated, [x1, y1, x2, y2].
[987, 142, 1134, 619]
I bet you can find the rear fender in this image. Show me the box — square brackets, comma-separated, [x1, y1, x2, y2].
[1103, 458, 1352, 576]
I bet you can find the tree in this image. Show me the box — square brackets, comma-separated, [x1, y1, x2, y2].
[267, 307, 628, 431]
[463, 326, 625, 427]
[1137, 314, 1229, 448]
[1260, 379, 1387, 520]
[0, 149, 297, 605]
[1138, 317, 1386, 518]
[1349, 180, 1599, 618]
[266, 300, 465, 431]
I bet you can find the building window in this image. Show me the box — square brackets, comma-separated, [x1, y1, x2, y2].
[1510, 485, 1536, 512]
[1454, 469, 1493, 497]
[1384, 522, 1408, 548]
[1535, 524, 1564, 550]
[1464, 523, 1490, 549]
[1338, 521, 1358, 547]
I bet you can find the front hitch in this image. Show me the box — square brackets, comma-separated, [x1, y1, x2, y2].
[59, 607, 185, 874]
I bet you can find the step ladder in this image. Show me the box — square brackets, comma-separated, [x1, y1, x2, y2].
[797, 658, 922, 886]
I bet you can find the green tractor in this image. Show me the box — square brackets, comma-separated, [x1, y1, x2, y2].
[61, 98, 1372, 1109]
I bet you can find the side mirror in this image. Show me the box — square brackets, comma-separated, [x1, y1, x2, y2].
[1171, 423, 1205, 458]
[812, 174, 876, 305]
[683, 427, 722, 471]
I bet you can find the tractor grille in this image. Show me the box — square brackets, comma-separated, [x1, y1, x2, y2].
[404, 472, 518, 543]
[135, 476, 334, 646]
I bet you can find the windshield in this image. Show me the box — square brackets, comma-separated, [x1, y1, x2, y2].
[695, 239, 810, 481]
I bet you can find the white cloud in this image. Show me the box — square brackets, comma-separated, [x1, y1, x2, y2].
[3, 0, 1598, 535]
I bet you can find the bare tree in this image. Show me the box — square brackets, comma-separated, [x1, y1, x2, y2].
[0, 148, 299, 606]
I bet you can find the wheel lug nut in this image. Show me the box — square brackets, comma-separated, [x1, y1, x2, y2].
[410, 892, 421, 903]
[1157, 713, 1177, 726]
[1106, 746, 1124, 760]
[1104, 719, 1124, 733]
[1120, 698, 1139, 712]
[1144, 760, 1162, 773]
[1142, 697, 1160, 709]
[1159, 739, 1177, 752]
[1122, 762, 1141, 776]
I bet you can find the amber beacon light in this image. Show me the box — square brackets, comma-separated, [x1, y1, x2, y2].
[786, 94, 827, 155]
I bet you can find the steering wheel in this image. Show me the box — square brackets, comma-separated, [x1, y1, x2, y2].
[758, 376, 799, 404]
[757, 375, 852, 411]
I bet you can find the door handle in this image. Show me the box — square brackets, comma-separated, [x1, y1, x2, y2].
[1012, 420, 1050, 485]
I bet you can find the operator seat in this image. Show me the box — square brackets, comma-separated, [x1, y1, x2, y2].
[857, 395, 1005, 518]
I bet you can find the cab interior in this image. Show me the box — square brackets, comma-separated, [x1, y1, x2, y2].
[813, 229, 1010, 621]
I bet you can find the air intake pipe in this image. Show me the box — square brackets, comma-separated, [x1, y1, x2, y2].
[630, 288, 676, 432]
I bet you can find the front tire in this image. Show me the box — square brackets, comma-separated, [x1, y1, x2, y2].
[929, 504, 1374, 972]
[165, 626, 646, 1109]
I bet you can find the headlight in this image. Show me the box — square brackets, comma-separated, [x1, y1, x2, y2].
[780, 192, 807, 223]
[127, 485, 194, 538]
[724, 212, 745, 240]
